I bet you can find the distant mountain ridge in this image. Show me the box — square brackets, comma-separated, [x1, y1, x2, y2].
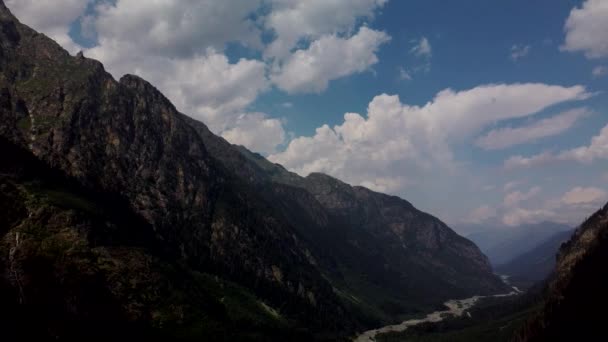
[496, 229, 574, 288]
[467, 222, 572, 266]
[0, 2, 507, 340]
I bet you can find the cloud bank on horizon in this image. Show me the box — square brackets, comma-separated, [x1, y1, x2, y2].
[7, 0, 608, 230]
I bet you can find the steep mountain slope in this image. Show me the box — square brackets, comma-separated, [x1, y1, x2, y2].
[0, 1, 506, 338]
[0, 137, 301, 341]
[496, 230, 574, 288]
[185, 116, 507, 317]
[0, 3, 351, 335]
[515, 204, 608, 341]
[467, 222, 572, 266]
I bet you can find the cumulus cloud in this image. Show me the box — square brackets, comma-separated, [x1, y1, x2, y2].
[264, 0, 388, 60]
[505, 123, 608, 168]
[271, 27, 390, 94]
[562, 187, 608, 205]
[221, 113, 286, 154]
[410, 37, 432, 58]
[510, 44, 531, 61]
[476, 108, 589, 150]
[502, 208, 556, 227]
[465, 205, 497, 224]
[562, 0, 608, 59]
[502, 186, 607, 226]
[6, 0, 88, 53]
[269, 83, 590, 193]
[463, 185, 605, 227]
[91, 0, 262, 59]
[504, 186, 541, 207]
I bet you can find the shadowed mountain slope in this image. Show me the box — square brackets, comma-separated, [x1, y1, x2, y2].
[0, 1, 506, 339]
[515, 204, 608, 341]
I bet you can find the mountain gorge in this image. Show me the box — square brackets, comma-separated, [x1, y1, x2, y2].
[0, 2, 508, 340]
[467, 222, 572, 266]
[496, 230, 574, 288]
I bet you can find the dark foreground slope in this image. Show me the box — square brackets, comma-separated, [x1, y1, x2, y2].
[0, 1, 506, 339]
[515, 204, 608, 341]
[0, 137, 301, 341]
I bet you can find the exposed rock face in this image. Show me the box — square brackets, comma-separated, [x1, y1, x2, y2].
[0, 138, 304, 341]
[515, 204, 608, 341]
[0, 1, 506, 339]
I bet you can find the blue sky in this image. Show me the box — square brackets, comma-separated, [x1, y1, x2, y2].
[7, 0, 608, 232]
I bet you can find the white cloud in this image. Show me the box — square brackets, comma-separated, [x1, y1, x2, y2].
[466, 205, 497, 224]
[221, 113, 286, 154]
[504, 181, 523, 192]
[557, 124, 608, 163]
[91, 0, 262, 59]
[592, 66, 608, 78]
[504, 152, 555, 169]
[504, 186, 541, 207]
[398, 67, 412, 81]
[271, 27, 390, 94]
[506, 123, 608, 168]
[476, 108, 589, 150]
[510, 44, 531, 61]
[269, 83, 590, 194]
[502, 208, 556, 227]
[562, 187, 608, 205]
[562, 0, 608, 59]
[5, 0, 88, 53]
[502, 186, 607, 226]
[263, 0, 388, 60]
[410, 37, 432, 58]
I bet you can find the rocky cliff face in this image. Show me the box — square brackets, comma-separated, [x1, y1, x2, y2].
[514, 204, 608, 341]
[0, 137, 309, 341]
[0, 1, 506, 339]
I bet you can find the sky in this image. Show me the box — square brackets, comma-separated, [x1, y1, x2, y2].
[7, 0, 608, 233]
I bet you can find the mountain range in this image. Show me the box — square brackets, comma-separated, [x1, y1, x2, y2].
[0, 3, 507, 340]
[467, 222, 572, 266]
[495, 229, 574, 289]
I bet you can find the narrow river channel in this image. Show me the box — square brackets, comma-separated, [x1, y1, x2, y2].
[354, 277, 521, 341]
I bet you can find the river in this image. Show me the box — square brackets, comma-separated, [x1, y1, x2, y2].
[354, 279, 522, 341]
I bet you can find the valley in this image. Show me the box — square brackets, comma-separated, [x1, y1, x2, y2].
[354, 284, 522, 342]
[1, 0, 607, 341]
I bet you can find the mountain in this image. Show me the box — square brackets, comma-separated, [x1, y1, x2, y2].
[514, 204, 608, 341]
[467, 222, 572, 266]
[0, 136, 306, 341]
[0, 2, 507, 339]
[495, 230, 574, 289]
